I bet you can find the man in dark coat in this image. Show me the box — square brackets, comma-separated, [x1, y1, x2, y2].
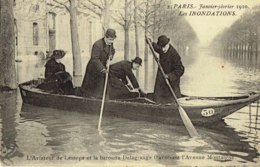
[109, 57, 145, 99]
[37, 50, 74, 95]
[81, 28, 116, 98]
[151, 35, 184, 104]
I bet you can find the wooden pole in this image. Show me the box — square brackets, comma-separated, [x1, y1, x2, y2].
[98, 47, 111, 131]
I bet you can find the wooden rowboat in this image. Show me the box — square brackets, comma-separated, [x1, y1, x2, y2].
[19, 80, 260, 126]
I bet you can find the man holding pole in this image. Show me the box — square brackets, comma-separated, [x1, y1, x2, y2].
[109, 57, 146, 99]
[150, 35, 185, 104]
[80, 28, 116, 98]
[146, 35, 198, 137]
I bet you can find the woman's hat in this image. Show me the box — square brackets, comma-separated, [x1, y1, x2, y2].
[157, 35, 170, 47]
[105, 28, 117, 38]
[50, 50, 66, 59]
[132, 57, 142, 66]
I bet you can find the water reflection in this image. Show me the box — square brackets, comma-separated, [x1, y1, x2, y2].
[223, 53, 260, 69]
[20, 104, 108, 162]
[20, 103, 199, 166]
[0, 92, 24, 166]
[247, 103, 259, 152]
[17, 102, 260, 166]
[220, 52, 260, 93]
[202, 122, 258, 163]
[181, 49, 260, 96]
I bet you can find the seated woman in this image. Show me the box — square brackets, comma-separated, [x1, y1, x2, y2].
[37, 50, 74, 95]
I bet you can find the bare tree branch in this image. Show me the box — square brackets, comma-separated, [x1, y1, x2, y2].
[53, 0, 70, 11]
[112, 0, 135, 28]
[137, 21, 145, 28]
[146, 8, 155, 17]
[86, 0, 103, 11]
[147, 22, 154, 29]
[147, 29, 152, 35]
[109, 0, 115, 5]
[116, 10, 125, 22]
[100, 0, 105, 7]
[78, 0, 102, 17]
[126, 0, 135, 7]
[111, 15, 124, 26]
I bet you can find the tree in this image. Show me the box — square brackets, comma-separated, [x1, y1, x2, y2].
[52, 0, 82, 86]
[134, 0, 140, 80]
[0, 0, 17, 89]
[112, 0, 134, 60]
[212, 6, 260, 58]
[78, 0, 115, 32]
[142, 0, 153, 89]
[135, 0, 157, 89]
[133, 0, 198, 88]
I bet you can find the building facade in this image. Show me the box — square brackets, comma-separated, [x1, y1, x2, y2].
[14, 0, 102, 57]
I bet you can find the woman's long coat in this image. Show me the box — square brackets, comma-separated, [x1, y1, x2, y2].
[81, 38, 115, 98]
[45, 58, 65, 79]
[38, 58, 74, 94]
[152, 43, 184, 104]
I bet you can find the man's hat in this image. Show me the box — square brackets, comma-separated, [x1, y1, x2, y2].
[157, 35, 170, 47]
[105, 28, 117, 38]
[132, 57, 142, 66]
[50, 50, 66, 59]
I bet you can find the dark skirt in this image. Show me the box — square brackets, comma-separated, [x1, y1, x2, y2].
[37, 71, 74, 95]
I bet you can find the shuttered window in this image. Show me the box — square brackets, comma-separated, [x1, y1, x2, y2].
[33, 22, 39, 45]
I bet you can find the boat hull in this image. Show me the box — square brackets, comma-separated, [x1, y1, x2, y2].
[19, 81, 260, 126]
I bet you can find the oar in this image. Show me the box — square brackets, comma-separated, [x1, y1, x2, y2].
[145, 36, 199, 137]
[98, 46, 112, 131]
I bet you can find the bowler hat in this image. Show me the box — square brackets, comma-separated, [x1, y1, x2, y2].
[105, 28, 117, 38]
[157, 35, 170, 47]
[50, 50, 66, 59]
[132, 57, 142, 66]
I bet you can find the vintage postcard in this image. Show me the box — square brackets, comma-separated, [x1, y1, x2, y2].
[0, 0, 260, 167]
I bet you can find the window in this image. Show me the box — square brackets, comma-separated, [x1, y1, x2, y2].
[48, 12, 56, 30]
[33, 23, 39, 45]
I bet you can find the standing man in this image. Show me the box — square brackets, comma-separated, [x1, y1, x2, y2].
[109, 57, 145, 99]
[81, 28, 116, 98]
[151, 35, 185, 104]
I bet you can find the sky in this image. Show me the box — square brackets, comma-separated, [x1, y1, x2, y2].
[170, 0, 260, 47]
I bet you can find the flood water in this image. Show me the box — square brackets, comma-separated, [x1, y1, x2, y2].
[1, 48, 260, 166]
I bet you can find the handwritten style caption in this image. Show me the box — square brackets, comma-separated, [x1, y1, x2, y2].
[167, 3, 250, 16]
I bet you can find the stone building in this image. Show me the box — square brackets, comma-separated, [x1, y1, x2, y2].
[13, 0, 102, 57]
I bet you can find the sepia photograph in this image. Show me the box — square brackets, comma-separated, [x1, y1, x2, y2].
[0, 0, 260, 166]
